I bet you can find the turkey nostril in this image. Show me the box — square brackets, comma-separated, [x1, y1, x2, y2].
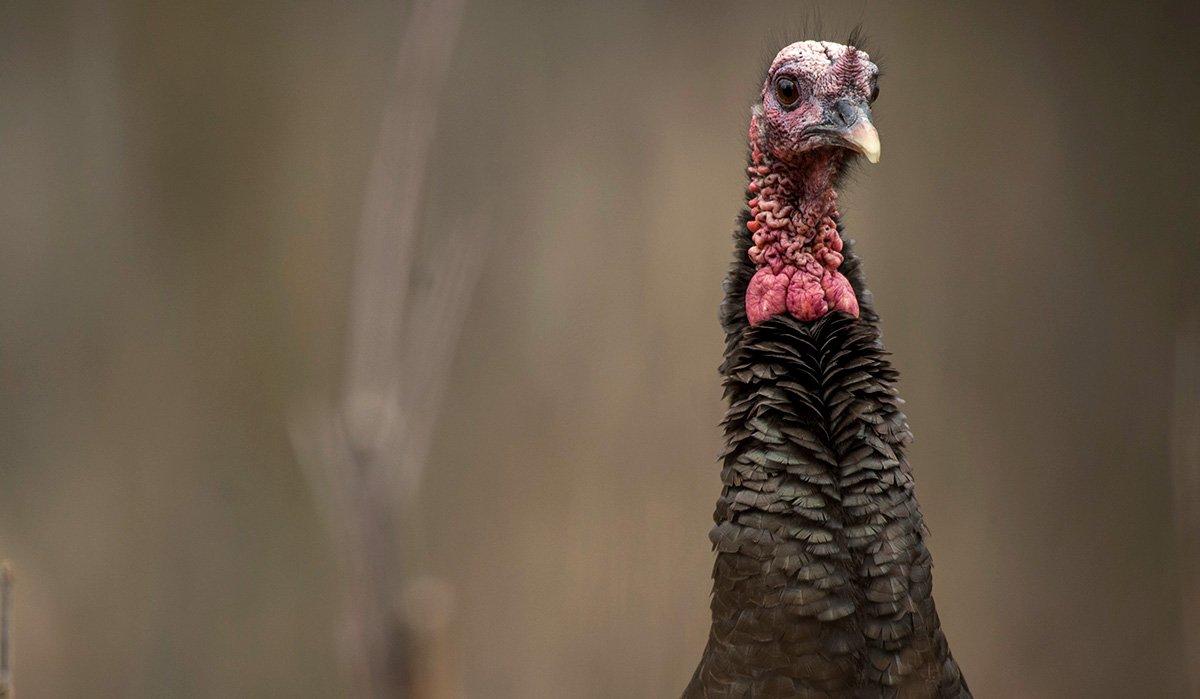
[832, 99, 859, 128]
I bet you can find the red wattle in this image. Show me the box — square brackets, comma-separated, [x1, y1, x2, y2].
[824, 271, 859, 317]
[746, 267, 792, 326]
[786, 266, 828, 321]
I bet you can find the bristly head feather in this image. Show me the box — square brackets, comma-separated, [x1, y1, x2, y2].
[754, 17, 883, 103]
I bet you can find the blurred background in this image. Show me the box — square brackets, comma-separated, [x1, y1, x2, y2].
[2, 1, 1199, 696]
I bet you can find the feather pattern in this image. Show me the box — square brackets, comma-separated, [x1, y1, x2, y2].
[685, 207, 970, 698]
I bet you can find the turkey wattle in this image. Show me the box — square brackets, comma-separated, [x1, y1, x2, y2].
[685, 40, 971, 698]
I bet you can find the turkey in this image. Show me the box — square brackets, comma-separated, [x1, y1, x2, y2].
[685, 39, 971, 698]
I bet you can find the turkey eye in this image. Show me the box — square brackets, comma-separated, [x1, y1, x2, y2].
[775, 76, 800, 107]
[869, 83, 880, 103]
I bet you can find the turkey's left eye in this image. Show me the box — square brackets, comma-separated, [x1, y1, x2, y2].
[775, 76, 800, 107]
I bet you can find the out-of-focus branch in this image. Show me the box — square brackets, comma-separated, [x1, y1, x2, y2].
[0, 562, 12, 698]
[290, 0, 480, 697]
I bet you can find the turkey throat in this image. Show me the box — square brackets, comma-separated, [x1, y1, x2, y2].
[743, 115, 860, 326]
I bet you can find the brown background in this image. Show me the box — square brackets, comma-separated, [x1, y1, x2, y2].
[2, 1, 1198, 696]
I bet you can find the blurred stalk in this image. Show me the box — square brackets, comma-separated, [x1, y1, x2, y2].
[290, 0, 482, 696]
[0, 562, 11, 698]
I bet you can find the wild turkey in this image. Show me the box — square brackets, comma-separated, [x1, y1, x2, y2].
[685, 40, 971, 698]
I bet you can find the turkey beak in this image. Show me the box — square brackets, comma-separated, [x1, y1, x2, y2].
[829, 99, 880, 164]
[842, 119, 880, 164]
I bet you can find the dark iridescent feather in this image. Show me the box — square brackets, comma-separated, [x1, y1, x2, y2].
[685, 204, 970, 698]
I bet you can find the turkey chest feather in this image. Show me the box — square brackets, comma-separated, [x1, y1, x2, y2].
[685, 40, 970, 698]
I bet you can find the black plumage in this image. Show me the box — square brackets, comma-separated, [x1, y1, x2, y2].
[684, 206, 971, 697]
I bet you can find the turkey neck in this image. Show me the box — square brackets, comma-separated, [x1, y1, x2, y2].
[752, 144, 842, 206]
[742, 133, 861, 325]
[747, 150, 841, 259]
[720, 144, 878, 343]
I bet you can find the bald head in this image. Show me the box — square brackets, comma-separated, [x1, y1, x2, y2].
[755, 41, 881, 163]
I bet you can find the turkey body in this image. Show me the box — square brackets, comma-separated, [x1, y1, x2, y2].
[684, 210, 971, 699]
